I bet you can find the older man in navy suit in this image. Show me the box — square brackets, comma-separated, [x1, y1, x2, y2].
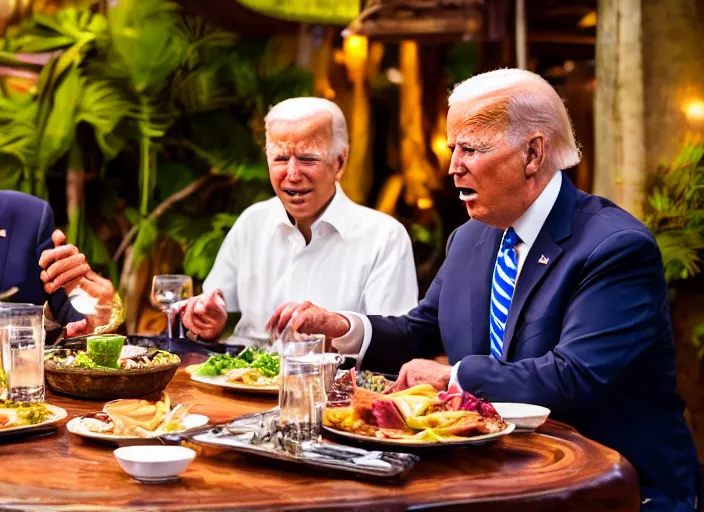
[0, 190, 113, 335]
[268, 69, 699, 510]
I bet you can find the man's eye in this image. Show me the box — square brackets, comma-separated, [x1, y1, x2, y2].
[274, 156, 289, 162]
[462, 146, 476, 154]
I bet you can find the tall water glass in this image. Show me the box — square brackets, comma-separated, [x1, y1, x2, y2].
[150, 275, 193, 338]
[278, 333, 326, 452]
[0, 304, 46, 402]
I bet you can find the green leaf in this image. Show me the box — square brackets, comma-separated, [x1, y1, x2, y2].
[259, 66, 313, 109]
[36, 64, 81, 170]
[108, 0, 189, 93]
[162, 214, 212, 246]
[173, 65, 234, 114]
[75, 77, 134, 161]
[0, 155, 23, 190]
[211, 212, 238, 231]
[132, 217, 159, 266]
[124, 207, 142, 225]
[155, 160, 196, 200]
[655, 230, 704, 282]
[183, 230, 225, 279]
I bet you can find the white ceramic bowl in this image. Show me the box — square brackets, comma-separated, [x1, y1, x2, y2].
[114, 445, 196, 482]
[492, 402, 551, 431]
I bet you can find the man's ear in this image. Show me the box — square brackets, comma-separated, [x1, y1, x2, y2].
[334, 150, 348, 181]
[524, 134, 545, 179]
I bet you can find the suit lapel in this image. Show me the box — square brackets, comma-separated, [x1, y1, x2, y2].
[501, 175, 578, 360]
[471, 225, 503, 356]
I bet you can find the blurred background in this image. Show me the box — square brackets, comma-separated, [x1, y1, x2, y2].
[0, 0, 703, 455]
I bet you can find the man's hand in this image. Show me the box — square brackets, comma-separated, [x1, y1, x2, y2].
[39, 230, 91, 295]
[79, 271, 115, 306]
[64, 319, 91, 338]
[178, 290, 227, 341]
[386, 359, 452, 393]
[265, 301, 350, 340]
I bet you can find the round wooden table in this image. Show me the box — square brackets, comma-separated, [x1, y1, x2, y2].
[0, 354, 640, 511]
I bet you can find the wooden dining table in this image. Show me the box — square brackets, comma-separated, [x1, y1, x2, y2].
[0, 353, 640, 511]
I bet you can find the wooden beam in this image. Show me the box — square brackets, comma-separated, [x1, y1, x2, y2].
[528, 30, 596, 45]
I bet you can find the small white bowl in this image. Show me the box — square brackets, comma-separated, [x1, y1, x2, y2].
[492, 402, 551, 431]
[114, 445, 196, 483]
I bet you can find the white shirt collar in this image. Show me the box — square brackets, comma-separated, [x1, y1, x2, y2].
[268, 182, 349, 240]
[512, 171, 562, 248]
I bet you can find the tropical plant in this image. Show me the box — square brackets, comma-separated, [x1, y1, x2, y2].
[644, 143, 704, 283]
[644, 142, 704, 355]
[0, 0, 313, 328]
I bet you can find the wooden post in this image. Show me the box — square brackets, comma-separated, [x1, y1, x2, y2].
[594, 0, 645, 218]
[515, 0, 527, 69]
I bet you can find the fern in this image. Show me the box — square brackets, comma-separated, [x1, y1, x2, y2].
[645, 143, 704, 283]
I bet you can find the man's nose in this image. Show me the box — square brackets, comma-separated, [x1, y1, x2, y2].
[449, 147, 465, 175]
[287, 159, 303, 181]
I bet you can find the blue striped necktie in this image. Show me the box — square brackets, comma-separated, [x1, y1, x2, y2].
[489, 227, 520, 359]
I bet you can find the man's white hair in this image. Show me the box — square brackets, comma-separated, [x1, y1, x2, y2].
[264, 97, 350, 160]
[448, 69, 581, 171]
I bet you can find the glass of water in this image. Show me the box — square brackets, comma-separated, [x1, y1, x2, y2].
[150, 274, 193, 338]
[278, 333, 326, 453]
[0, 304, 45, 402]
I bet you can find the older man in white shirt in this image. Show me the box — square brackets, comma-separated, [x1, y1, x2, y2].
[179, 97, 418, 345]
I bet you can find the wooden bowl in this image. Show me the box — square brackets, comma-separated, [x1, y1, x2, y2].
[44, 358, 180, 400]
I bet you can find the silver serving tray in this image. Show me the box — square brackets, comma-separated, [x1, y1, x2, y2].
[189, 409, 419, 480]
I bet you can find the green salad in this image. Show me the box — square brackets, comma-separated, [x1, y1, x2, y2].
[195, 347, 280, 378]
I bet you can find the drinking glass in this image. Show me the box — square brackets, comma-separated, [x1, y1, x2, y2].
[278, 333, 326, 453]
[150, 275, 193, 338]
[0, 304, 45, 402]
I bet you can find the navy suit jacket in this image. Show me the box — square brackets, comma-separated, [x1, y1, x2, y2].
[363, 173, 698, 499]
[0, 190, 81, 326]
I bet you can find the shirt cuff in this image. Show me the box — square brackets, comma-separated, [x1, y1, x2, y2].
[448, 360, 463, 391]
[331, 312, 373, 369]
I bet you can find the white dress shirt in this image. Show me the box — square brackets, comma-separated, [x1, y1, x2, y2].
[203, 183, 419, 346]
[334, 171, 563, 370]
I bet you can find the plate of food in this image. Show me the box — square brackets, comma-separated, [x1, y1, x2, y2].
[45, 335, 181, 399]
[187, 348, 280, 395]
[0, 399, 67, 437]
[322, 371, 515, 447]
[66, 393, 208, 444]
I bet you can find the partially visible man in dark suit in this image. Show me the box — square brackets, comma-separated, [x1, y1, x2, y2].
[268, 69, 700, 510]
[0, 190, 113, 336]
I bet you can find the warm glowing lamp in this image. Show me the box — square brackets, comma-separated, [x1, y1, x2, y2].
[684, 99, 704, 122]
[343, 35, 368, 61]
[417, 197, 434, 210]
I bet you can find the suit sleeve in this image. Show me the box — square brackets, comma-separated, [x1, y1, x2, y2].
[456, 229, 668, 417]
[361, 233, 454, 374]
[36, 203, 83, 325]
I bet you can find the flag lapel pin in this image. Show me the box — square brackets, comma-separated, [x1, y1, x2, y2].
[538, 255, 549, 265]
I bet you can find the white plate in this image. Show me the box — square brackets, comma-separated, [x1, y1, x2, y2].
[323, 422, 515, 447]
[67, 414, 209, 445]
[492, 402, 550, 431]
[0, 404, 67, 437]
[190, 373, 278, 395]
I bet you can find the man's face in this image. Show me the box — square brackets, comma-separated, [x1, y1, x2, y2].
[447, 103, 532, 229]
[266, 114, 342, 225]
